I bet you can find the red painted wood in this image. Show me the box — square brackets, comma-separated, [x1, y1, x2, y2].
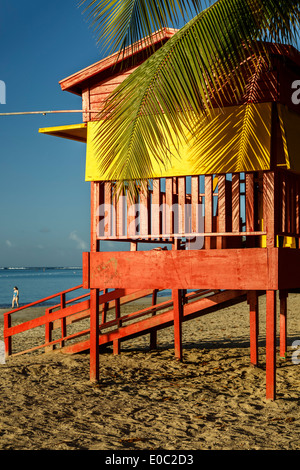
[4, 311, 11, 357]
[173, 289, 183, 360]
[232, 174, 240, 233]
[127, 191, 137, 238]
[191, 176, 199, 233]
[61, 289, 247, 355]
[245, 173, 255, 247]
[165, 177, 174, 236]
[91, 182, 99, 252]
[90, 288, 100, 382]
[113, 298, 121, 355]
[279, 290, 288, 359]
[44, 308, 53, 352]
[150, 289, 158, 350]
[152, 179, 161, 236]
[248, 291, 259, 366]
[217, 174, 226, 249]
[6, 298, 91, 339]
[88, 248, 276, 290]
[60, 293, 66, 348]
[205, 175, 213, 249]
[82, 88, 91, 122]
[116, 191, 126, 237]
[60, 28, 176, 95]
[263, 172, 277, 248]
[178, 177, 186, 235]
[266, 290, 277, 400]
[140, 185, 150, 237]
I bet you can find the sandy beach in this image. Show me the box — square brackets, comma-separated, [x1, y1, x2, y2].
[0, 293, 299, 451]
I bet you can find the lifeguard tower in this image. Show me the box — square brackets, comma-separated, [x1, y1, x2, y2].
[4, 29, 300, 400]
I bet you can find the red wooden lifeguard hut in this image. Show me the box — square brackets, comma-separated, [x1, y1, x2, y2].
[4, 29, 300, 401]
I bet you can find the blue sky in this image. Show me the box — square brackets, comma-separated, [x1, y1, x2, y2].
[0, 1, 107, 267]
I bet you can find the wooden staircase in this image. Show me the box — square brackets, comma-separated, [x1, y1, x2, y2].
[3, 286, 247, 359]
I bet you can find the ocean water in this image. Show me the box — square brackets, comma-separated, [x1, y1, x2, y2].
[0, 267, 88, 309]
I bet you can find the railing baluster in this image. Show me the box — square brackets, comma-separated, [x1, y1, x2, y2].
[104, 182, 112, 238]
[191, 176, 199, 234]
[217, 174, 226, 249]
[127, 190, 137, 238]
[232, 173, 240, 233]
[165, 177, 174, 238]
[140, 184, 150, 237]
[178, 176, 186, 235]
[151, 178, 161, 238]
[205, 175, 213, 249]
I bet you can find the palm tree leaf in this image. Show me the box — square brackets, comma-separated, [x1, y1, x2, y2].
[80, 0, 208, 54]
[86, 0, 300, 190]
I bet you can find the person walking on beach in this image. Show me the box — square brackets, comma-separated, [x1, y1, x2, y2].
[12, 286, 19, 308]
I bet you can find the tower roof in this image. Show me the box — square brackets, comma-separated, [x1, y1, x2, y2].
[59, 28, 177, 95]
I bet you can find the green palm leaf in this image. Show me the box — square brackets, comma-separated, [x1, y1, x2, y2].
[81, 0, 207, 53]
[82, 0, 300, 190]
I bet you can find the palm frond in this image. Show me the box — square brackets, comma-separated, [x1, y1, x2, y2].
[80, 0, 208, 54]
[85, 0, 300, 190]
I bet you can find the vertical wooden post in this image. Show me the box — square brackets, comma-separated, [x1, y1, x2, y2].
[173, 288, 183, 361]
[165, 177, 174, 238]
[60, 293, 66, 348]
[205, 175, 213, 249]
[90, 180, 100, 383]
[150, 289, 158, 350]
[248, 291, 259, 366]
[91, 182, 100, 252]
[172, 238, 183, 360]
[279, 290, 288, 359]
[90, 288, 100, 383]
[104, 182, 112, 238]
[113, 298, 121, 355]
[217, 174, 226, 249]
[140, 185, 150, 238]
[232, 173, 240, 233]
[152, 179, 161, 237]
[263, 172, 277, 248]
[178, 177, 186, 235]
[45, 308, 54, 352]
[191, 175, 199, 233]
[4, 313, 12, 358]
[266, 290, 277, 400]
[82, 88, 91, 122]
[246, 172, 255, 247]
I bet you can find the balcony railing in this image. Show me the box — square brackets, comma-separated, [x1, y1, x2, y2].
[90, 169, 300, 250]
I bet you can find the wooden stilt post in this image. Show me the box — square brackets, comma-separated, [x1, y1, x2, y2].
[150, 289, 158, 350]
[4, 313, 12, 358]
[279, 290, 288, 359]
[266, 290, 277, 400]
[45, 308, 53, 353]
[90, 288, 100, 382]
[247, 291, 259, 366]
[60, 292, 66, 348]
[113, 298, 121, 355]
[173, 288, 183, 361]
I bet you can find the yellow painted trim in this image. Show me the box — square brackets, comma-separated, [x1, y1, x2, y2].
[39, 123, 87, 143]
[85, 103, 272, 181]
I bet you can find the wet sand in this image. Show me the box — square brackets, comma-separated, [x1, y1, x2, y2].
[0, 293, 299, 450]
